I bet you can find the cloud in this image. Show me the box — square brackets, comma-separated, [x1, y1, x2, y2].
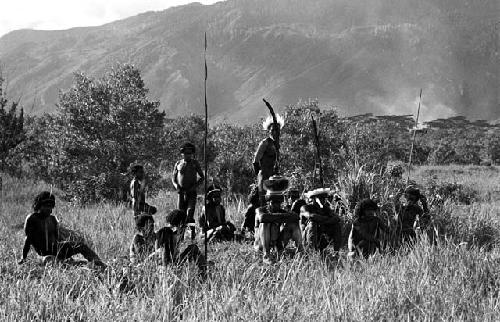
[0, 0, 221, 37]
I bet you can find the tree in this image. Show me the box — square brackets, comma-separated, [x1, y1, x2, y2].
[48, 64, 165, 203]
[0, 75, 25, 175]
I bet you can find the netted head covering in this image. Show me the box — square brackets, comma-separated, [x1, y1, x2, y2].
[207, 184, 222, 198]
[305, 188, 331, 199]
[33, 191, 56, 211]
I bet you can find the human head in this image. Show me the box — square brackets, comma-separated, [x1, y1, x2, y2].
[266, 193, 284, 211]
[404, 186, 421, 203]
[180, 142, 196, 160]
[33, 191, 55, 215]
[207, 185, 222, 205]
[130, 164, 145, 180]
[166, 209, 187, 228]
[135, 214, 155, 236]
[286, 188, 300, 204]
[354, 199, 379, 218]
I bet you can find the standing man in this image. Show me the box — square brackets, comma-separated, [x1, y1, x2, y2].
[172, 142, 205, 240]
[253, 115, 284, 205]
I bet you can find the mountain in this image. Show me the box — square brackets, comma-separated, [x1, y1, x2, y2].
[0, 0, 498, 122]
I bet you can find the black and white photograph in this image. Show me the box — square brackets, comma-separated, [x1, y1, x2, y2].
[0, 0, 499, 320]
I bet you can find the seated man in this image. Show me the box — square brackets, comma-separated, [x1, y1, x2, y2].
[157, 209, 206, 270]
[254, 176, 303, 264]
[129, 164, 157, 216]
[348, 199, 388, 259]
[394, 185, 430, 243]
[129, 214, 157, 264]
[301, 188, 342, 252]
[19, 191, 105, 268]
[199, 185, 236, 242]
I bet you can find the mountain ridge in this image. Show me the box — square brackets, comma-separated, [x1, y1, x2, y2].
[0, 0, 498, 123]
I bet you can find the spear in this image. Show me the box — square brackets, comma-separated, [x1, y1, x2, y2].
[311, 114, 324, 187]
[406, 89, 422, 185]
[203, 32, 209, 264]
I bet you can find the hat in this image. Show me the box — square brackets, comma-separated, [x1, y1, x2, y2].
[180, 142, 196, 153]
[262, 114, 285, 130]
[207, 184, 222, 198]
[33, 191, 56, 211]
[263, 175, 289, 194]
[305, 188, 331, 199]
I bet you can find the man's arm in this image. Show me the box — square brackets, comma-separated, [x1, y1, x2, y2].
[195, 160, 205, 186]
[19, 216, 33, 264]
[130, 180, 142, 212]
[172, 162, 179, 190]
[19, 237, 31, 264]
[252, 139, 268, 174]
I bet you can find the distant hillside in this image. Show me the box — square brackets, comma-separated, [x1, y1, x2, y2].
[0, 0, 498, 122]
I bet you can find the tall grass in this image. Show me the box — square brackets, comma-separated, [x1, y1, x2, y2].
[1, 168, 499, 321]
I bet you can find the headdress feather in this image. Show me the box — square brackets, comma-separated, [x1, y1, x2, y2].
[262, 114, 285, 130]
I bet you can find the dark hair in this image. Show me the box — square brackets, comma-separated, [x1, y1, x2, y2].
[33, 191, 55, 211]
[265, 194, 284, 203]
[130, 164, 144, 175]
[165, 209, 187, 227]
[354, 199, 379, 218]
[180, 142, 196, 153]
[135, 214, 154, 230]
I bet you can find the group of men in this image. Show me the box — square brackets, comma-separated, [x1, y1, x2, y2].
[18, 117, 431, 270]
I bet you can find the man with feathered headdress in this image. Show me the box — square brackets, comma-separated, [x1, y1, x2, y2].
[253, 114, 285, 206]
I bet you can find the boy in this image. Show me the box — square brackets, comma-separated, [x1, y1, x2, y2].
[19, 191, 105, 267]
[394, 185, 429, 243]
[199, 185, 236, 242]
[172, 143, 205, 240]
[347, 199, 388, 258]
[130, 164, 157, 216]
[129, 214, 157, 264]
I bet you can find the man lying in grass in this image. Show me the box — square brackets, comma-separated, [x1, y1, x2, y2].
[18, 191, 106, 268]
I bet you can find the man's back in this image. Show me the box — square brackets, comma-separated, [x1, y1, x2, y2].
[24, 213, 58, 256]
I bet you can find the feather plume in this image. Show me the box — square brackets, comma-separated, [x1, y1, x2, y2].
[262, 113, 285, 130]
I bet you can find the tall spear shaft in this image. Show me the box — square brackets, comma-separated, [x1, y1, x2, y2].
[203, 32, 208, 263]
[406, 89, 423, 185]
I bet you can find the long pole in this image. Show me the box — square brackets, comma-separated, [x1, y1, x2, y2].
[406, 89, 422, 185]
[203, 32, 208, 264]
[311, 114, 324, 187]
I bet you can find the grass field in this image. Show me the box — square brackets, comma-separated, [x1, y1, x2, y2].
[1, 166, 499, 321]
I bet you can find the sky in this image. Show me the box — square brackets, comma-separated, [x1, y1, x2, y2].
[0, 0, 221, 37]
